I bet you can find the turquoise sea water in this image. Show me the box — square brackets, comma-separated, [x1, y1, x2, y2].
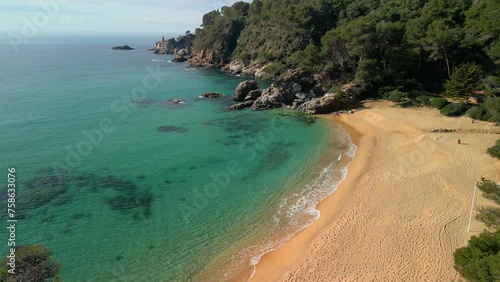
[0, 35, 354, 281]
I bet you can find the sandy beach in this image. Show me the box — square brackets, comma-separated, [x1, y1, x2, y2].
[251, 100, 500, 282]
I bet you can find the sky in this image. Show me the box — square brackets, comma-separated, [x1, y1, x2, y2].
[0, 0, 247, 35]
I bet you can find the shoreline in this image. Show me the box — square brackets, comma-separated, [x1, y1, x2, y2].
[195, 110, 356, 282]
[249, 109, 374, 282]
[250, 100, 500, 281]
[244, 116, 359, 280]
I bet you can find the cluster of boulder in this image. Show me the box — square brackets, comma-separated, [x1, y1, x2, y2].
[230, 80, 262, 110]
[229, 70, 361, 114]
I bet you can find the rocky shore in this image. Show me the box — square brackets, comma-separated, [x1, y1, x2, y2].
[229, 70, 361, 114]
[151, 33, 361, 114]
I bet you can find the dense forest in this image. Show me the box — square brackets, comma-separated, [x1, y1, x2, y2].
[191, 0, 499, 101]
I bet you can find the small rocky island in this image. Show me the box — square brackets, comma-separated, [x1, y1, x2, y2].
[112, 45, 134, 50]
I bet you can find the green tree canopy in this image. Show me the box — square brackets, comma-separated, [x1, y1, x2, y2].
[454, 230, 500, 282]
[444, 62, 483, 97]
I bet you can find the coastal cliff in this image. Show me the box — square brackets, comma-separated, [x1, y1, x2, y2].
[153, 0, 498, 114]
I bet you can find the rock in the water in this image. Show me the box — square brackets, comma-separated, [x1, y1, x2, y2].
[234, 80, 259, 101]
[112, 45, 134, 50]
[298, 94, 342, 114]
[244, 90, 262, 101]
[172, 54, 187, 63]
[168, 99, 186, 104]
[200, 92, 225, 99]
[229, 100, 254, 110]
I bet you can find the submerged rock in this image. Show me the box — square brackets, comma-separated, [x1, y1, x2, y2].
[200, 92, 225, 99]
[132, 98, 157, 108]
[168, 98, 186, 104]
[157, 126, 188, 133]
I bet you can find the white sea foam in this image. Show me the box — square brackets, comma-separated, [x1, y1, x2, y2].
[244, 127, 358, 281]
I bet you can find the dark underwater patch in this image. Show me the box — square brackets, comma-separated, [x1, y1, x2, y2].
[132, 98, 158, 108]
[274, 110, 317, 125]
[157, 126, 188, 133]
[22, 170, 156, 221]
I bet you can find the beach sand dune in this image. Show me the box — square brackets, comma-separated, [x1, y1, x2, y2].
[251, 101, 500, 282]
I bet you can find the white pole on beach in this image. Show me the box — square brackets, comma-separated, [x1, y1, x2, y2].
[467, 184, 478, 232]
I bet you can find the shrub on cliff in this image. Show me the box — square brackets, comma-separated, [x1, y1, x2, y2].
[262, 61, 288, 77]
[0, 245, 61, 281]
[454, 230, 500, 282]
[440, 103, 468, 117]
[287, 44, 322, 70]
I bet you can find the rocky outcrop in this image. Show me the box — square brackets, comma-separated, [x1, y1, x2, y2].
[229, 100, 254, 110]
[172, 54, 188, 63]
[252, 69, 322, 110]
[112, 45, 134, 50]
[296, 84, 361, 114]
[221, 69, 361, 114]
[245, 90, 262, 101]
[222, 60, 268, 77]
[188, 48, 225, 67]
[200, 92, 225, 99]
[298, 94, 342, 114]
[152, 32, 194, 55]
[234, 80, 259, 101]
